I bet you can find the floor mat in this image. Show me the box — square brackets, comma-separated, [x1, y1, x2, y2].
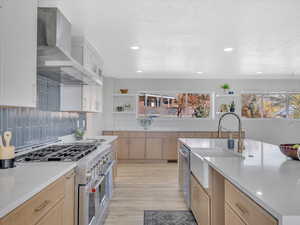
[144, 210, 197, 225]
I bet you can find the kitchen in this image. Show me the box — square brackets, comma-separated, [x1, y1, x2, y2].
[1, 1, 300, 225]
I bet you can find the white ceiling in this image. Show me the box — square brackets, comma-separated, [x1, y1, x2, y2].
[81, 0, 300, 79]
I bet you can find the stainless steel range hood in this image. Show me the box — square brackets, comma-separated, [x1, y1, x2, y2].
[37, 8, 102, 85]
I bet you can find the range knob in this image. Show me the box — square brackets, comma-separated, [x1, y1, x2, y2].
[86, 171, 92, 181]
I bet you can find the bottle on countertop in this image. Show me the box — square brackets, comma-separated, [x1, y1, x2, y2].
[227, 132, 235, 150]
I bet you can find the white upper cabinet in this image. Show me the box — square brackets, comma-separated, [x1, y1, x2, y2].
[72, 36, 104, 82]
[60, 84, 103, 113]
[0, 0, 37, 107]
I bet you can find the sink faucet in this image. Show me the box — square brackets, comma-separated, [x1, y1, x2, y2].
[218, 112, 244, 153]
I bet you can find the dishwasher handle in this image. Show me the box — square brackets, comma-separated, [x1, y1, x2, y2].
[179, 146, 190, 159]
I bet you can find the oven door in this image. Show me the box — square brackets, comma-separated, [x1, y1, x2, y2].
[78, 176, 106, 225]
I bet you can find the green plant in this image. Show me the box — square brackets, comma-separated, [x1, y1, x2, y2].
[74, 128, 85, 140]
[221, 84, 230, 90]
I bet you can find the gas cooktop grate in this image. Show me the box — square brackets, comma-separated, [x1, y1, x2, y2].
[16, 144, 98, 162]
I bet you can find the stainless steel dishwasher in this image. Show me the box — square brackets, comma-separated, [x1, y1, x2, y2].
[179, 144, 191, 208]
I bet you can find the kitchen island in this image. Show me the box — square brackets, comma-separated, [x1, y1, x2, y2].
[179, 138, 300, 225]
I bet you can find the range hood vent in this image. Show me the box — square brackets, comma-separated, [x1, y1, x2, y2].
[37, 8, 102, 85]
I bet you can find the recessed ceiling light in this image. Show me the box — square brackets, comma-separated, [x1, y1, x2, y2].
[130, 46, 140, 50]
[196, 71, 204, 74]
[257, 71, 263, 74]
[224, 48, 234, 52]
[136, 70, 143, 73]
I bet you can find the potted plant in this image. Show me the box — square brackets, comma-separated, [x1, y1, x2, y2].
[74, 128, 85, 140]
[221, 84, 230, 94]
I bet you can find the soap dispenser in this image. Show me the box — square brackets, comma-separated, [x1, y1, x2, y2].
[227, 132, 235, 150]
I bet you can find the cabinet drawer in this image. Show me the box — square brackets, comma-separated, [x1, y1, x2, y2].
[128, 131, 145, 138]
[225, 180, 277, 225]
[113, 131, 129, 137]
[225, 203, 246, 225]
[146, 132, 167, 138]
[2, 176, 65, 225]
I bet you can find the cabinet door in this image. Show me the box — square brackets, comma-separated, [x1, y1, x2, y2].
[163, 134, 178, 160]
[36, 201, 64, 225]
[225, 204, 246, 225]
[129, 138, 146, 159]
[191, 175, 211, 225]
[191, 175, 200, 221]
[95, 85, 103, 113]
[0, 0, 37, 107]
[63, 171, 75, 225]
[82, 85, 91, 111]
[117, 137, 129, 160]
[60, 85, 82, 111]
[146, 137, 163, 159]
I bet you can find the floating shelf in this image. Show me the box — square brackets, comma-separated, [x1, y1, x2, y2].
[112, 111, 136, 114]
[215, 94, 239, 98]
[113, 94, 136, 97]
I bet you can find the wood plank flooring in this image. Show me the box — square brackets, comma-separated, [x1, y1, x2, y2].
[104, 163, 188, 225]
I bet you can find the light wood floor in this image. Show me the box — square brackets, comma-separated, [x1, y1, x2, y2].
[104, 163, 188, 225]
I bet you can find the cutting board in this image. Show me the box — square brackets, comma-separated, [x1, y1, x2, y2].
[0, 132, 15, 160]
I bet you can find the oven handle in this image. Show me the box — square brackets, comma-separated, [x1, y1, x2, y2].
[92, 160, 116, 190]
[101, 160, 116, 177]
[92, 176, 105, 190]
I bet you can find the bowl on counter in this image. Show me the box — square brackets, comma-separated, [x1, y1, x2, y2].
[279, 144, 300, 160]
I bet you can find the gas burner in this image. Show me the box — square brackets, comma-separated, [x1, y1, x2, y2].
[16, 144, 98, 162]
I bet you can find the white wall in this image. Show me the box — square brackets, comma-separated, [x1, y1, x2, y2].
[103, 77, 300, 145]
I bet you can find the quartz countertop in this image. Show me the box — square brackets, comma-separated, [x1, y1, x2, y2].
[180, 138, 300, 225]
[84, 135, 118, 144]
[0, 135, 117, 218]
[0, 162, 76, 218]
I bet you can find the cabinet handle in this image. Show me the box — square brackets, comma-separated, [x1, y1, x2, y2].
[235, 203, 249, 215]
[34, 200, 51, 212]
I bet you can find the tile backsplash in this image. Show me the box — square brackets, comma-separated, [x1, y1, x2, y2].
[0, 75, 86, 149]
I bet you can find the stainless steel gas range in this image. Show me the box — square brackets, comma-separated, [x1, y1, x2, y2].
[16, 141, 115, 225]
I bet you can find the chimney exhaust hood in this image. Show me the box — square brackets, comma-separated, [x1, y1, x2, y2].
[37, 8, 102, 85]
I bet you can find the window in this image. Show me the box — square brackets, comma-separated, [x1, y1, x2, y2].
[182, 93, 211, 118]
[241, 94, 263, 118]
[138, 92, 211, 118]
[263, 94, 287, 118]
[288, 94, 300, 119]
[241, 93, 295, 119]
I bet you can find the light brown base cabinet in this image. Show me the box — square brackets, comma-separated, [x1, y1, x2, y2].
[104, 131, 243, 162]
[190, 172, 278, 225]
[225, 203, 246, 225]
[225, 180, 277, 225]
[191, 174, 211, 225]
[0, 170, 75, 225]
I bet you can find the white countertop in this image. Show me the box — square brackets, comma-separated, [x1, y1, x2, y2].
[84, 135, 118, 143]
[0, 135, 118, 218]
[180, 138, 300, 225]
[0, 162, 76, 218]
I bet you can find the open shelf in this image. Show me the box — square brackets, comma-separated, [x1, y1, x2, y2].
[113, 94, 136, 97]
[112, 111, 136, 114]
[215, 94, 239, 98]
